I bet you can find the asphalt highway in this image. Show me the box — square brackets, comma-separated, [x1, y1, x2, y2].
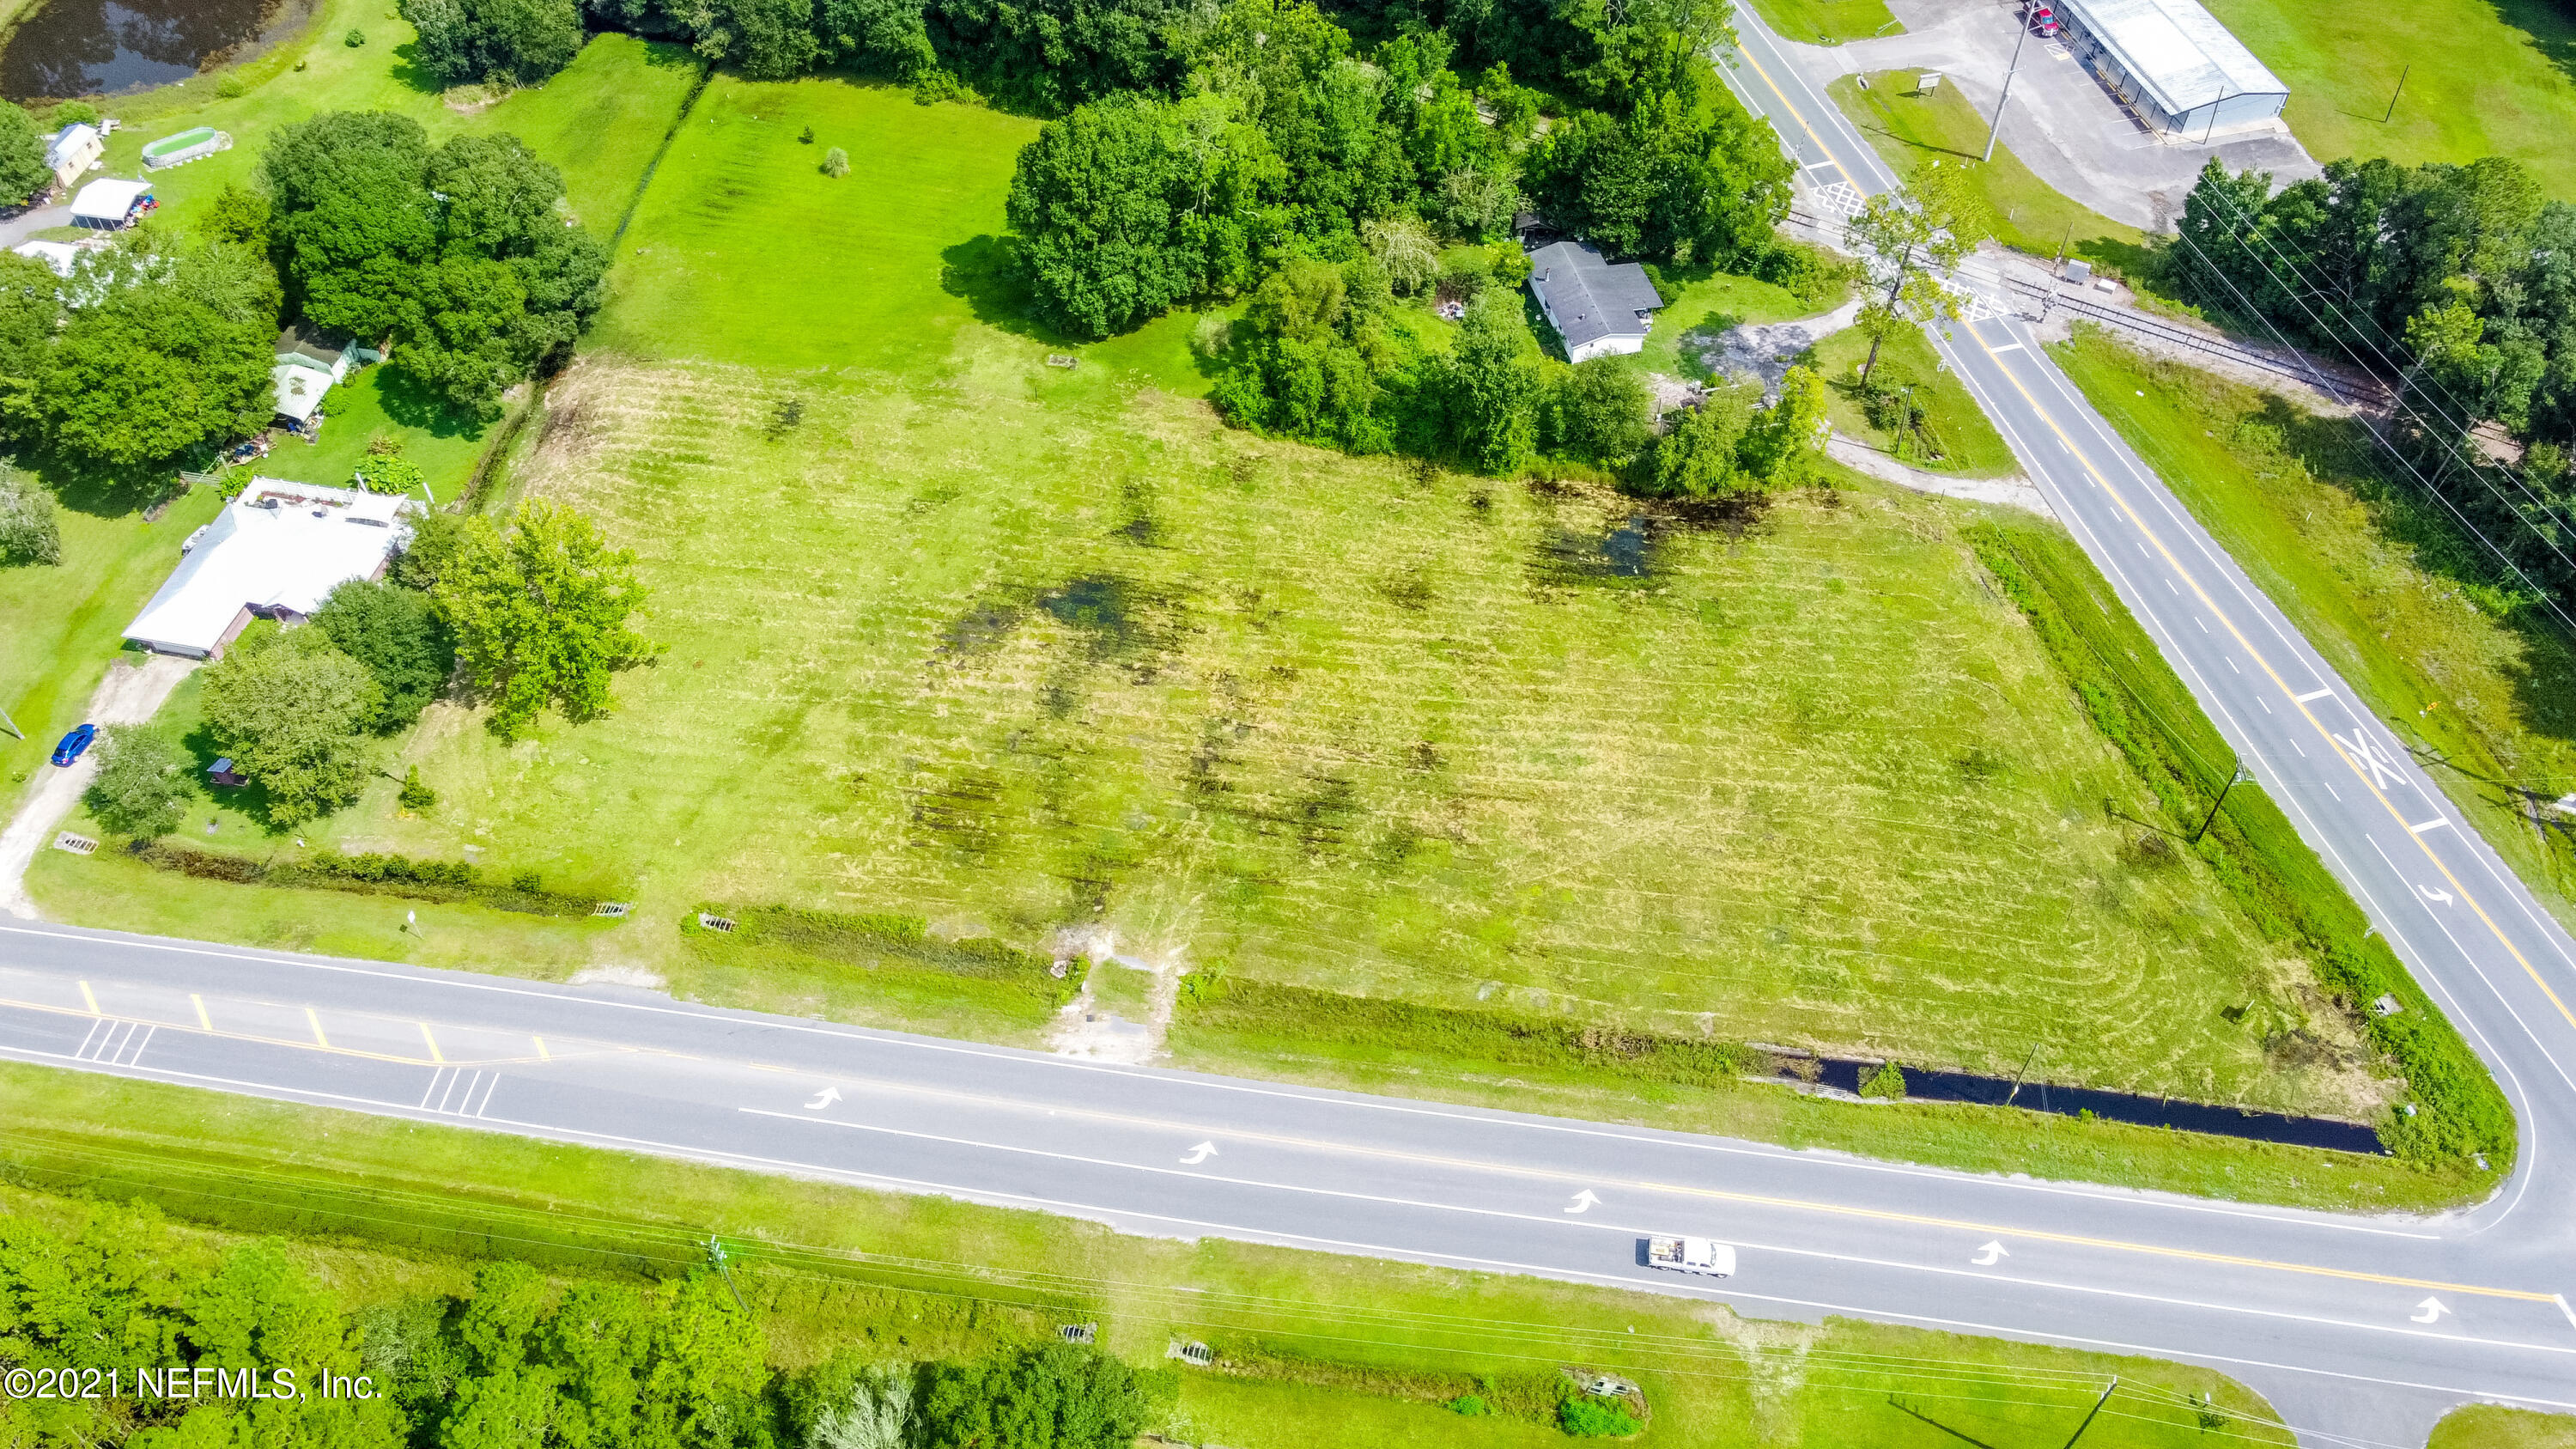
[0, 916, 2573, 1445]
[1715, 8, 2576, 1437]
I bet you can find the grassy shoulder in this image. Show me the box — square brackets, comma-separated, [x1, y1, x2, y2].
[1827, 71, 2149, 277]
[2430, 1406, 2576, 1449]
[0, 1059, 2298, 1449]
[2201, 0, 2576, 200]
[1739, 0, 1903, 46]
[1807, 326, 2019, 478]
[2047, 326, 2576, 936]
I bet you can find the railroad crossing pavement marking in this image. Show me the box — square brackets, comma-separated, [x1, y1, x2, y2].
[1952, 318, 2576, 1045]
[743, 1107, 2560, 1305]
[78, 979, 97, 1014]
[307, 1007, 329, 1049]
[191, 993, 210, 1031]
[421, 1022, 445, 1064]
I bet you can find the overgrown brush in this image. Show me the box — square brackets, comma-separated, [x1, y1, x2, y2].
[128, 842, 598, 916]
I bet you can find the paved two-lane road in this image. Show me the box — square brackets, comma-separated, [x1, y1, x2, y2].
[1, 917, 2573, 1446]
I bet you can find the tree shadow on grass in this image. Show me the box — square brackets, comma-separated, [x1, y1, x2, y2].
[21, 445, 185, 521]
[373, 365, 494, 441]
[2258, 393, 2576, 753]
[2488, 0, 2576, 91]
[939, 234, 1089, 349]
[386, 40, 446, 96]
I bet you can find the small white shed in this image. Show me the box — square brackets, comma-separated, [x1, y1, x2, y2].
[69, 178, 153, 228]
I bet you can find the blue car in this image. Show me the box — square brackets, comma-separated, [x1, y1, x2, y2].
[50, 722, 96, 767]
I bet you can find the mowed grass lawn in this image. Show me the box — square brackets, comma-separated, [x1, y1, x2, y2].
[33, 78, 2391, 1121]
[2202, 0, 2576, 198]
[1807, 326, 2018, 477]
[1741, 0, 1904, 45]
[1830, 72, 2149, 277]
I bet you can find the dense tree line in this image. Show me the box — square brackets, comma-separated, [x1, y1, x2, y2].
[261, 113, 610, 418]
[2172, 155, 2576, 606]
[0, 1206, 1170, 1449]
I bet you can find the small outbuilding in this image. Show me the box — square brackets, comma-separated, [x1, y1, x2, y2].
[2051, 0, 2289, 137]
[69, 178, 154, 229]
[12, 239, 89, 277]
[1527, 239, 1665, 362]
[42, 122, 102, 190]
[207, 758, 246, 788]
[276, 325, 357, 384]
[123, 480, 412, 659]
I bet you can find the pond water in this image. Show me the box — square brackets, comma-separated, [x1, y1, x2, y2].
[0, 0, 283, 101]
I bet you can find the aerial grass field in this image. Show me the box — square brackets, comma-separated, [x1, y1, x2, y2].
[2049, 327, 2576, 934]
[1740, 0, 1904, 46]
[31, 77, 2397, 1141]
[2430, 1406, 2576, 1449]
[0, 1061, 2300, 1449]
[1804, 326, 2019, 478]
[1829, 71, 2151, 277]
[2200, 0, 2576, 198]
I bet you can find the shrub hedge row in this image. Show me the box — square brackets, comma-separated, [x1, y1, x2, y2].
[1180, 976, 1762, 1087]
[1966, 519, 2513, 1166]
[129, 843, 598, 916]
[684, 904, 1086, 1009]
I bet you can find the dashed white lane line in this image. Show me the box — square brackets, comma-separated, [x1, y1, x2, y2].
[2413, 818, 2452, 836]
[2296, 688, 2332, 703]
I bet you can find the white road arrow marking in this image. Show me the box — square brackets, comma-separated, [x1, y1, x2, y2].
[2411, 1296, 2450, 1324]
[1564, 1190, 1601, 1215]
[803, 1087, 841, 1110]
[2419, 885, 2454, 905]
[1972, 1240, 2010, 1266]
[1179, 1141, 1218, 1166]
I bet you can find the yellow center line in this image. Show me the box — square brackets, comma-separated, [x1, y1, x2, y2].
[1956, 323, 2576, 1045]
[306, 1008, 330, 1050]
[783, 1074, 2549, 1302]
[421, 1023, 445, 1065]
[191, 993, 211, 1032]
[0, 993, 559, 1068]
[534, 1035, 551, 1062]
[78, 980, 98, 1015]
[1728, 40, 1858, 192]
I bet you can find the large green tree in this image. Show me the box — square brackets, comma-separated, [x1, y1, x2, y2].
[920, 1343, 1165, 1449]
[39, 242, 280, 466]
[0, 101, 51, 204]
[1006, 90, 1274, 336]
[403, 0, 586, 83]
[263, 116, 606, 416]
[313, 577, 458, 730]
[82, 726, 194, 837]
[1443, 288, 1542, 474]
[201, 625, 382, 825]
[435, 500, 656, 739]
[0, 462, 58, 565]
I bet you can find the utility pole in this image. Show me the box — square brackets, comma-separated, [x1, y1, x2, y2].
[704, 1235, 748, 1311]
[2384, 64, 2410, 124]
[0, 703, 19, 740]
[2191, 762, 2253, 845]
[1983, 0, 2032, 162]
[2062, 1378, 2120, 1449]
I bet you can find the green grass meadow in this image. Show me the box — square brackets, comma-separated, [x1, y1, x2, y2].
[2049, 327, 2576, 934]
[1829, 72, 2149, 277]
[2430, 1406, 2576, 1449]
[1806, 326, 2019, 478]
[2201, 0, 2576, 198]
[1739, 0, 1904, 46]
[0, 1061, 2299, 1449]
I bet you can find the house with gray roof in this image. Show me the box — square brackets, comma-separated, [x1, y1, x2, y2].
[1527, 240, 1664, 362]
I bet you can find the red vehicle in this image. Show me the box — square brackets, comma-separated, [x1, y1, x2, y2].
[2028, 3, 2060, 36]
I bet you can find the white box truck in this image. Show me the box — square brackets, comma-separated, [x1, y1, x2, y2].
[1645, 1236, 1735, 1277]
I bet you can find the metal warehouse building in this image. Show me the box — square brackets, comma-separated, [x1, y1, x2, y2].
[2053, 0, 2289, 137]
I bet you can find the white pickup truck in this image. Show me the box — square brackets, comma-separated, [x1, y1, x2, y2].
[1644, 1236, 1735, 1277]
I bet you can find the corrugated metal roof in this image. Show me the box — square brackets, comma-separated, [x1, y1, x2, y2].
[2057, 0, 2287, 116]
